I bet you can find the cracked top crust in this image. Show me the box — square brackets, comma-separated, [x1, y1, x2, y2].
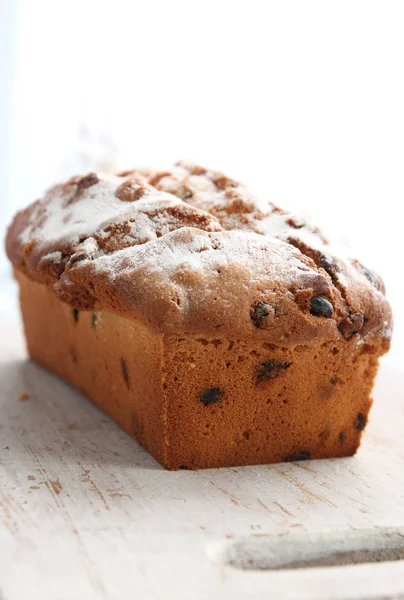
[6, 161, 392, 347]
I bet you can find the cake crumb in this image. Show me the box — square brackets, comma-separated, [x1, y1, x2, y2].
[17, 392, 30, 401]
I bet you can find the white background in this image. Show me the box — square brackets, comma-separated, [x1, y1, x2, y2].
[1, 0, 403, 366]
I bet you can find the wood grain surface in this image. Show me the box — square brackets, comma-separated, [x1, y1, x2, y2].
[0, 312, 403, 600]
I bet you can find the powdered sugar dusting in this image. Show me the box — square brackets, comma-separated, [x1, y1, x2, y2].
[93, 228, 313, 284]
[41, 251, 63, 263]
[141, 163, 385, 301]
[20, 174, 217, 248]
[57, 225, 336, 338]
[17, 172, 222, 271]
[148, 163, 274, 227]
[8, 161, 391, 341]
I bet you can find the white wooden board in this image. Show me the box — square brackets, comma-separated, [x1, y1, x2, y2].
[1, 311, 404, 600]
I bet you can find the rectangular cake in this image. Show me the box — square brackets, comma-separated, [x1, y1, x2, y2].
[6, 162, 392, 469]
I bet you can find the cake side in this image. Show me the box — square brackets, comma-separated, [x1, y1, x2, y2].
[161, 331, 381, 469]
[16, 272, 168, 466]
[16, 271, 382, 470]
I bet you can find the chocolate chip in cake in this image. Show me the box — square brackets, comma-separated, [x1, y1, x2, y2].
[354, 412, 366, 431]
[354, 261, 386, 294]
[284, 450, 311, 462]
[339, 431, 346, 444]
[77, 173, 99, 191]
[72, 308, 79, 323]
[200, 387, 224, 406]
[64, 173, 99, 205]
[69, 253, 88, 266]
[339, 313, 364, 339]
[257, 360, 291, 381]
[250, 303, 274, 328]
[310, 295, 333, 318]
[121, 359, 130, 389]
[329, 376, 339, 385]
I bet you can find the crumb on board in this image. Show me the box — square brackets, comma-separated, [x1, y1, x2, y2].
[17, 392, 30, 400]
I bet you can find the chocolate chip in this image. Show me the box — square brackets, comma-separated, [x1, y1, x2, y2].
[69, 253, 87, 266]
[339, 313, 364, 339]
[329, 376, 338, 385]
[250, 303, 274, 328]
[257, 360, 291, 381]
[310, 295, 333, 318]
[67, 239, 99, 268]
[319, 254, 341, 274]
[179, 465, 190, 470]
[284, 450, 311, 462]
[64, 174, 99, 206]
[77, 173, 99, 191]
[200, 387, 224, 406]
[121, 359, 130, 389]
[72, 309, 79, 323]
[354, 261, 385, 294]
[354, 412, 367, 431]
[339, 431, 346, 444]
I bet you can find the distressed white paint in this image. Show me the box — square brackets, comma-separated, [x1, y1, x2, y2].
[1, 312, 404, 600]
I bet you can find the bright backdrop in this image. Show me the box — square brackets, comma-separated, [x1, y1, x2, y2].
[1, 0, 403, 366]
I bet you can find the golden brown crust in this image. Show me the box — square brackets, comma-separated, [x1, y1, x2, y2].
[6, 164, 392, 348]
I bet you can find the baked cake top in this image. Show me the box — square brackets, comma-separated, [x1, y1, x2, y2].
[6, 162, 392, 346]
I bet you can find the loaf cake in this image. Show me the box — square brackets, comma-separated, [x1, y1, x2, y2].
[6, 162, 392, 469]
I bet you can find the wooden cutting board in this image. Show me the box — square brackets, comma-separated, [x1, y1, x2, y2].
[1, 313, 403, 600]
